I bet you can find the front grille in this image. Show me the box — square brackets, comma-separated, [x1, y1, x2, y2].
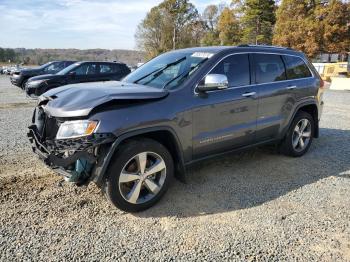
[46, 133, 115, 152]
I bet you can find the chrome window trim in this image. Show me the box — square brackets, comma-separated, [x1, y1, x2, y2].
[194, 51, 315, 95]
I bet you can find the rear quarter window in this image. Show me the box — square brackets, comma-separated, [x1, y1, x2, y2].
[99, 63, 125, 74]
[100, 64, 116, 74]
[283, 56, 312, 79]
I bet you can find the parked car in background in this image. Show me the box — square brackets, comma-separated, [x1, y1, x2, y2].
[1, 65, 19, 75]
[9, 65, 24, 75]
[2, 66, 12, 75]
[7, 67, 14, 75]
[8, 67, 15, 75]
[9, 67, 16, 75]
[25, 61, 131, 97]
[10, 61, 76, 89]
[28, 45, 324, 212]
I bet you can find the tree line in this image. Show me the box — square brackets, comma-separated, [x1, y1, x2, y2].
[0, 48, 144, 66]
[135, 0, 350, 59]
[0, 48, 17, 63]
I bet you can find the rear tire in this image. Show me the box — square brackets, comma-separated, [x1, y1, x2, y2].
[104, 138, 174, 212]
[280, 111, 314, 157]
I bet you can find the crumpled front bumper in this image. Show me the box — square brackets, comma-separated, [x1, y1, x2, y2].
[27, 124, 115, 182]
[10, 76, 21, 86]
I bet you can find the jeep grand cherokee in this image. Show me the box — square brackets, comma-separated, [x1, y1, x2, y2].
[28, 45, 324, 212]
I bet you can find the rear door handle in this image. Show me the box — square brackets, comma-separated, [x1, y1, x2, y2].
[286, 85, 297, 90]
[242, 92, 256, 97]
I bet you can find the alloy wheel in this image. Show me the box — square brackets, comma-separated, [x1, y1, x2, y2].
[292, 118, 311, 152]
[118, 151, 167, 204]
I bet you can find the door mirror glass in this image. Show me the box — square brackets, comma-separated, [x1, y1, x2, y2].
[197, 74, 228, 92]
[68, 71, 76, 77]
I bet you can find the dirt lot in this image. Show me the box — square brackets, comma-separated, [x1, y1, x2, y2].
[0, 75, 349, 261]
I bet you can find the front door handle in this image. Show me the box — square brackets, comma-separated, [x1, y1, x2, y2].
[242, 92, 256, 97]
[286, 85, 297, 90]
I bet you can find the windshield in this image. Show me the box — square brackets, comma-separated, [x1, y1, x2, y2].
[37, 62, 53, 70]
[56, 62, 81, 75]
[123, 51, 214, 89]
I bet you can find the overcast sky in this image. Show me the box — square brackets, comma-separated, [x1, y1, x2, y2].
[0, 0, 230, 50]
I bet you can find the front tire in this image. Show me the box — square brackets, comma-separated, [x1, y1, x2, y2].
[21, 79, 28, 90]
[280, 111, 314, 157]
[104, 138, 174, 212]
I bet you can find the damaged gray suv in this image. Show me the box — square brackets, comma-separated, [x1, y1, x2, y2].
[28, 45, 324, 212]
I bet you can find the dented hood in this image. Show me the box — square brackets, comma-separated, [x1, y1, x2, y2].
[40, 81, 169, 117]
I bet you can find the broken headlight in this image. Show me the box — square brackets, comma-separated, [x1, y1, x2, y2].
[56, 120, 99, 139]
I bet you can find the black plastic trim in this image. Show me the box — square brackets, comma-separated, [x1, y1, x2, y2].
[28, 127, 96, 168]
[93, 126, 186, 186]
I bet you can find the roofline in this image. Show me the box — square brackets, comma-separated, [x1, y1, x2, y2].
[73, 61, 127, 64]
[237, 44, 295, 51]
[170, 45, 302, 55]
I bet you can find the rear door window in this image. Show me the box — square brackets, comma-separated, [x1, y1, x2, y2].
[283, 56, 312, 79]
[254, 54, 286, 84]
[99, 63, 120, 74]
[210, 54, 250, 87]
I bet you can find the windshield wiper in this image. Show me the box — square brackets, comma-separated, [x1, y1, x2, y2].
[133, 56, 186, 85]
[162, 58, 209, 89]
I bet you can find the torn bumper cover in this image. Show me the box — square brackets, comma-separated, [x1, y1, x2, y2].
[27, 124, 115, 182]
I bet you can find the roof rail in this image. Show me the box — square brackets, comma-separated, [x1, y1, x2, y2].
[237, 44, 294, 50]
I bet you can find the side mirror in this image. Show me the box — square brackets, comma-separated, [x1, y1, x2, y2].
[68, 71, 76, 77]
[197, 74, 229, 93]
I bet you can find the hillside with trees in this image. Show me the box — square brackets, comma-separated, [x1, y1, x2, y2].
[0, 48, 145, 66]
[136, 0, 350, 59]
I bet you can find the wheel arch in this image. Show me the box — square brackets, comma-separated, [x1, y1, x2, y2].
[286, 101, 319, 138]
[20, 76, 30, 87]
[93, 126, 186, 186]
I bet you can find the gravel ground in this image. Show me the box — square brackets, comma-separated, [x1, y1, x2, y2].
[0, 75, 349, 261]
